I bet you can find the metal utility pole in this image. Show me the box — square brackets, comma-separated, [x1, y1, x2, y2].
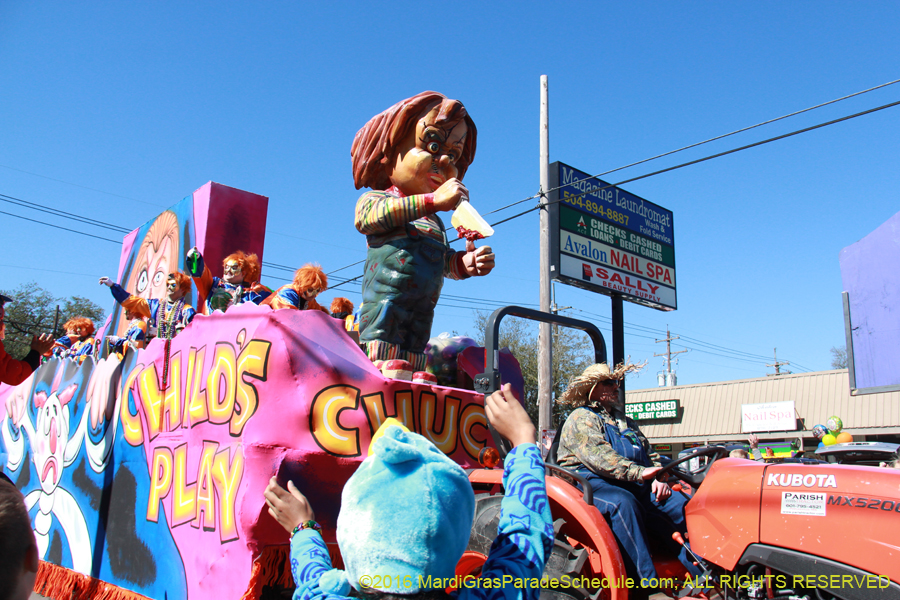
[654, 326, 687, 386]
[766, 348, 792, 376]
[538, 75, 552, 435]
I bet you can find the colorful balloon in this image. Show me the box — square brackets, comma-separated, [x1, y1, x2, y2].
[812, 424, 828, 439]
[836, 432, 853, 444]
[826, 416, 843, 434]
[822, 433, 837, 446]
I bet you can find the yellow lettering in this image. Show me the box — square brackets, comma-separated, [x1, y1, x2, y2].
[232, 340, 270, 436]
[193, 441, 217, 530]
[121, 363, 145, 446]
[161, 351, 183, 432]
[310, 385, 361, 456]
[361, 390, 416, 435]
[172, 444, 196, 527]
[419, 392, 460, 454]
[186, 346, 209, 427]
[459, 403, 489, 460]
[137, 364, 165, 440]
[212, 445, 244, 542]
[207, 343, 236, 424]
[147, 447, 173, 522]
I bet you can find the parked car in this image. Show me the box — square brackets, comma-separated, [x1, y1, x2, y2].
[815, 441, 900, 466]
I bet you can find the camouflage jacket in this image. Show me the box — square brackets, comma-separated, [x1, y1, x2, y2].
[557, 404, 661, 483]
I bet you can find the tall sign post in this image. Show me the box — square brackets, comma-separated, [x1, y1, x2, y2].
[538, 75, 552, 434]
[547, 162, 676, 398]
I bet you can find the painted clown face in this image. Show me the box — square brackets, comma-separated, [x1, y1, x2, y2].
[386, 105, 468, 196]
[32, 384, 77, 494]
[166, 275, 186, 303]
[222, 260, 244, 285]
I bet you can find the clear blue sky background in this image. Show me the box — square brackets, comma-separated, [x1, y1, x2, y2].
[2, 1, 898, 389]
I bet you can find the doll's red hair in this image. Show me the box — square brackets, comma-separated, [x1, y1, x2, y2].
[293, 264, 327, 293]
[63, 317, 95, 337]
[330, 297, 353, 317]
[223, 251, 261, 284]
[351, 91, 477, 191]
[169, 272, 192, 296]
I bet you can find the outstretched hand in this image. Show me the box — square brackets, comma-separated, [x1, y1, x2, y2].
[462, 239, 495, 277]
[485, 383, 535, 448]
[264, 477, 315, 534]
[30, 333, 54, 356]
[99, 277, 113, 287]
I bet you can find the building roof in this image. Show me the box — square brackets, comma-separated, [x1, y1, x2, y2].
[625, 369, 900, 444]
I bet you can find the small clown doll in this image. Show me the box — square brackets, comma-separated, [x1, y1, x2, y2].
[352, 91, 495, 371]
[185, 247, 272, 314]
[262, 264, 329, 312]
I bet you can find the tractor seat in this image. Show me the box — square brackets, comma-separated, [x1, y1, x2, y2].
[544, 423, 594, 505]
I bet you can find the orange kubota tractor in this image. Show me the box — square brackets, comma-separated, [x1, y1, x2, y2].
[459, 306, 900, 600]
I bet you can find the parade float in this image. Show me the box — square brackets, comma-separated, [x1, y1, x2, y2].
[0, 181, 515, 599]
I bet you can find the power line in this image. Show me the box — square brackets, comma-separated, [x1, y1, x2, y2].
[0, 193, 131, 233]
[479, 77, 900, 217]
[0, 163, 165, 207]
[0, 210, 121, 244]
[546, 97, 900, 208]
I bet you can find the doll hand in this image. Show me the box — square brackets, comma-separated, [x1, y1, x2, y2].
[99, 277, 113, 287]
[485, 383, 535, 448]
[462, 239, 495, 277]
[433, 179, 468, 212]
[185, 247, 203, 276]
[264, 477, 316, 534]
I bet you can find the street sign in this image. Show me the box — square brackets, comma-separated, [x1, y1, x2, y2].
[549, 162, 676, 310]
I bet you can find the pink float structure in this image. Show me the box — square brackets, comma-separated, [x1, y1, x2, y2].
[0, 182, 505, 600]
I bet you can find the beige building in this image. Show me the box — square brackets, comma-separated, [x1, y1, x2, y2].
[625, 369, 900, 459]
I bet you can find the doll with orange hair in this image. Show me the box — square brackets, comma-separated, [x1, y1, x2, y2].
[329, 297, 356, 332]
[352, 91, 495, 371]
[100, 272, 196, 340]
[262, 264, 328, 312]
[185, 247, 271, 314]
[50, 317, 95, 362]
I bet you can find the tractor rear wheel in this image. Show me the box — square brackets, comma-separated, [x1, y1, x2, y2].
[463, 494, 607, 600]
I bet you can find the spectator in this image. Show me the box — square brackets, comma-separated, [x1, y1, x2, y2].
[0, 474, 40, 600]
[0, 294, 53, 386]
[729, 448, 750, 459]
[264, 382, 552, 600]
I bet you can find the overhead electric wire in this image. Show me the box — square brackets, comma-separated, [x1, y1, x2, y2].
[567, 306, 813, 372]
[0, 163, 165, 207]
[478, 77, 900, 217]
[546, 97, 900, 208]
[538, 78, 900, 198]
[0, 210, 121, 244]
[0, 193, 132, 233]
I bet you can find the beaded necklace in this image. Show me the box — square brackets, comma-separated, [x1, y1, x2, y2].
[158, 298, 185, 387]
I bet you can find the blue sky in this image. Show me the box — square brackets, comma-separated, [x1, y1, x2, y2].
[2, 1, 898, 389]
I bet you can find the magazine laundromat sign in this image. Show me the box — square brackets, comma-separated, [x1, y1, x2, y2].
[626, 399, 680, 421]
[548, 162, 676, 310]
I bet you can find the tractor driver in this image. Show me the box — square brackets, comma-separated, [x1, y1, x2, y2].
[556, 362, 703, 596]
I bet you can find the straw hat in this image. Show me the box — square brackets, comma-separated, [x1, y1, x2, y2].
[559, 361, 645, 407]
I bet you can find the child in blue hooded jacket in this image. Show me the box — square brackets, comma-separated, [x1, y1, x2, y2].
[264, 383, 552, 600]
